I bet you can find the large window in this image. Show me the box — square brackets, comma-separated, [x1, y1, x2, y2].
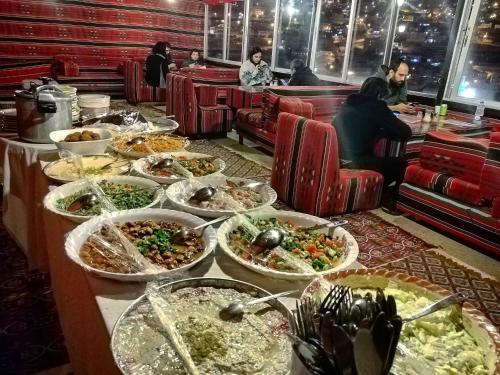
[227, 2, 245, 62]
[348, 0, 393, 80]
[247, 0, 277, 62]
[391, 0, 459, 95]
[207, 4, 225, 59]
[313, 0, 352, 77]
[275, 0, 315, 69]
[455, 0, 500, 102]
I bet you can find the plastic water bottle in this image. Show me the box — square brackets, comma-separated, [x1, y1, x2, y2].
[474, 100, 485, 121]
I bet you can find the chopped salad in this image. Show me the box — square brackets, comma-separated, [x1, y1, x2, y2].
[228, 217, 346, 272]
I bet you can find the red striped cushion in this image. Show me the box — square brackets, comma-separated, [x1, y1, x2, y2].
[404, 164, 488, 206]
[335, 169, 384, 213]
[419, 131, 488, 184]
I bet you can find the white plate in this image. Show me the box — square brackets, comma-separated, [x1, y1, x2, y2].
[132, 152, 226, 185]
[43, 154, 130, 183]
[110, 134, 189, 158]
[65, 209, 217, 282]
[43, 176, 164, 223]
[165, 176, 277, 218]
[217, 211, 359, 281]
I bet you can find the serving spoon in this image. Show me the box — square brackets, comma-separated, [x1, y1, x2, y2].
[191, 182, 265, 202]
[403, 292, 465, 322]
[219, 289, 298, 321]
[171, 215, 231, 244]
[67, 192, 98, 212]
[251, 220, 348, 251]
[151, 157, 174, 170]
[125, 136, 155, 154]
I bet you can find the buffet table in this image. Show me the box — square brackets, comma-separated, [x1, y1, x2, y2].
[42, 196, 362, 374]
[0, 137, 362, 374]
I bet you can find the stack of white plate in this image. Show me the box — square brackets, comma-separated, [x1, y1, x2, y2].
[59, 85, 80, 122]
[0, 108, 17, 132]
[78, 94, 110, 118]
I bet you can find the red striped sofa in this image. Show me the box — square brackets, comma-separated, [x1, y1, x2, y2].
[236, 85, 359, 151]
[398, 130, 500, 255]
[166, 68, 240, 138]
[0, 59, 53, 99]
[272, 112, 384, 216]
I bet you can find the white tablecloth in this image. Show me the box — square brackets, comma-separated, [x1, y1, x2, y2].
[0, 136, 56, 271]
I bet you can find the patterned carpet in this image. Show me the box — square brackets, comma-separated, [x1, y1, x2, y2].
[0, 213, 69, 374]
[329, 212, 436, 268]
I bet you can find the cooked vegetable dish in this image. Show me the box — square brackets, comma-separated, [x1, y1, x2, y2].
[147, 157, 218, 177]
[228, 217, 346, 272]
[64, 130, 100, 142]
[188, 180, 263, 210]
[56, 181, 156, 216]
[113, 286, 291, 374]
[80, 220, 205, 273]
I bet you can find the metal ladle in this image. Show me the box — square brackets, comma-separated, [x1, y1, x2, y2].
[191, 182, 266, 202]
[171, 215, 231, 245]
[151, 157, 174, 170]
[219, 290, 298, 321]
[125, 136, 155, 154]
[251, 227, 287, 250]
[66, 192, 98, 212]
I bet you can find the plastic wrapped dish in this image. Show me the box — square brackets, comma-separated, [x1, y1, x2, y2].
[217, 212, 358, 280]
[65, 209, 217, 281]
[43, 155, 130, 183]
[111, 278, 292, 374]
[43, 176, 163, 223]
[110, 134, 189, 158]
[133, 152, 225, 184]
[302, 269, 500, 375]
[165, 176, 277, 218]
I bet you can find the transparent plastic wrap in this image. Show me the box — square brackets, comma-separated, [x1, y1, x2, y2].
[111, 278, 292, 375]
[132, 152, 226, 186]
[217, 212, 359, 281]
[65, 209, 218, 282]
[165, 176, 277, 219]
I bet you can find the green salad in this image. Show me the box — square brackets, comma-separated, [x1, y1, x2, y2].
[56, 181, 156, 216]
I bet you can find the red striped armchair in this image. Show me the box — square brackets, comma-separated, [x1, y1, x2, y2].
[271, 113, 384, 217]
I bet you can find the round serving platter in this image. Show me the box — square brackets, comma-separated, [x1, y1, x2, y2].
[217, 211, 359, 281]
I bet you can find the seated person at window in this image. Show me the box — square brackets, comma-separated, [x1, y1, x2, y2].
[373, 59, 415, 114]
[239, 47, 273, 86]
[145, 41, 177, 88]
[288, 59, 321, 86]
[332, 77, 412, 212]
[182, 49, 206, 68]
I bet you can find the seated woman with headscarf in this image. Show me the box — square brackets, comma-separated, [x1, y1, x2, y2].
[145, 41, 177, 88]
[332, 77, 412, 213]
[239, 47, 272, 86]
[182, 49, 206, 68]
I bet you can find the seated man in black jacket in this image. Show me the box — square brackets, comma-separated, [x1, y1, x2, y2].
[332, 77, 412, 213]
[288, 59, 321, 86]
